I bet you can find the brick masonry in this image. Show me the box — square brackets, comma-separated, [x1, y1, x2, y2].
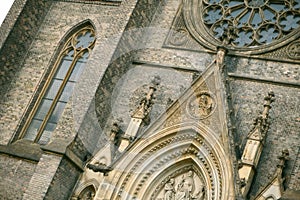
[0, 0, 52, 145]
[44, 156, 81, 200]
[22, 153, 62, 200]
[0, 154, 37, 199]
[227, 57, 300, 198]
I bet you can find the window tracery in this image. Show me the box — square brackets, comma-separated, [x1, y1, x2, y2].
[21, 25, 96, 144]
[202, 0, 300, 47]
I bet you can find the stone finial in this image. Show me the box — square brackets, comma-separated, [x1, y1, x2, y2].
[262, 91, 275, 119]
[239, 91, 276, 197]
[248, 91, 275, 140]
[276, 149, 290, 176]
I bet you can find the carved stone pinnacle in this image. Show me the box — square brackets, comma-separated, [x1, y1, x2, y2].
[277, 149, 290, 170]
[262, 91, 275, 119]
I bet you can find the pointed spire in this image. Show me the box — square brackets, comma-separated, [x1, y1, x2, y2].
[248, 91, 275, 141]
[131, 75, 160, 120]
[118, 76, 161, 152]
[239, 91, 276, 198]
[253, 149, 290, 200]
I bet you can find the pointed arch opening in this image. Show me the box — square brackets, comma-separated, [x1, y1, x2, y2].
[78, 185, 96, 200]
[98, 123, 234, 200]
[18, 20, 96, 144]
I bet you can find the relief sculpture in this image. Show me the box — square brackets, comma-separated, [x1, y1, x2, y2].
[163, 171, 205, 200]
[187, 92, 215, 119]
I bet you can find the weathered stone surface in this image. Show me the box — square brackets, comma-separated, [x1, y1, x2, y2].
[0, 0, 299, 199]
[0, 154, 37, 200]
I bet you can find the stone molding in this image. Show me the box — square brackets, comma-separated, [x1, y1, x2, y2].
[53, 0, 121, 6]
[96, 124, 234, 200]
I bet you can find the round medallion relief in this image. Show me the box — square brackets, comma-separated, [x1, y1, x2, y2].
[187, 92, 216, 119]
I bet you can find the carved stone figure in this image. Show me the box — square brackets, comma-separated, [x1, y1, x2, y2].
[188, 92, 214, 119]
[162, 171, 205, 200]
[164, 178, 175, 200]
[198, 94, 213, 117]
[175, 171, 195, 200]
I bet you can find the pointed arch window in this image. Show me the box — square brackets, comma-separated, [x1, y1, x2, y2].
[21, 25, 96, 144]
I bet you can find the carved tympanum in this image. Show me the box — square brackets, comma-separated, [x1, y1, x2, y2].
[157, 171, 205, 200]
[187, 92, 215, 119]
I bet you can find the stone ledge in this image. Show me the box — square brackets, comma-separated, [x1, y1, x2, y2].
[0, 139, 85, 170]
[41, 139, 85, 171]
[53, 0, 122, 6]
[0, 139, 42, 162]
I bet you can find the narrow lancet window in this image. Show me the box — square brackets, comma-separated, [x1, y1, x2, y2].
[22, 25, 96, 144]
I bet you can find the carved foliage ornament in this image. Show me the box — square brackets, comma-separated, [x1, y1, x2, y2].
[183, 0, 300, 53]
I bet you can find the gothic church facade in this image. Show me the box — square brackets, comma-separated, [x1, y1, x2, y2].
[0, 0, 299, 199]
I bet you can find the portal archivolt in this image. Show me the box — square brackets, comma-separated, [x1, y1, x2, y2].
[99, 123, 234, 200]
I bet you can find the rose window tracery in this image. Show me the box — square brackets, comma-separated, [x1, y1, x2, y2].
[202, 0, 300, 47]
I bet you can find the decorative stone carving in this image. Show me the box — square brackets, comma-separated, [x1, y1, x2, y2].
[164, 2, 300, 63]
[187, 92, 215, 119]
[130, 76, 161, 121]
[86, 163, 112, 176]
[253, 149, 290, 200]
[110, 120, 123, 149]
[183, 0, 300, 50]
[239, 91, 275, 197]
[216, 47, 227, 69]
[156, 171, 205, 200]
[287, 40, 300, 59]
[169, 28, 189, 46]
[119, 76, 161, 152]
[114, 129, 225, 200]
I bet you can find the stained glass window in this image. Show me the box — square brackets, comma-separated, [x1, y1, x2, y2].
[202, 0, 300, 47]
[22, 26, 96, 144]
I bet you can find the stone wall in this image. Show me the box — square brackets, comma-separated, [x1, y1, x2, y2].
[0, 0, 140, 199]
[0, 0, 52, 145]
[0, 0, 299, 199]
[227, 57, 300, 198]
[0, 154, 37, 199]
[44, 156, 81, 200]
[93, 0, 300, 198]
[0, 0, 138, 146]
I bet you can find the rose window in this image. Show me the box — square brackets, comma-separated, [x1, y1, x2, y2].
[202, 0, 300, 47]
